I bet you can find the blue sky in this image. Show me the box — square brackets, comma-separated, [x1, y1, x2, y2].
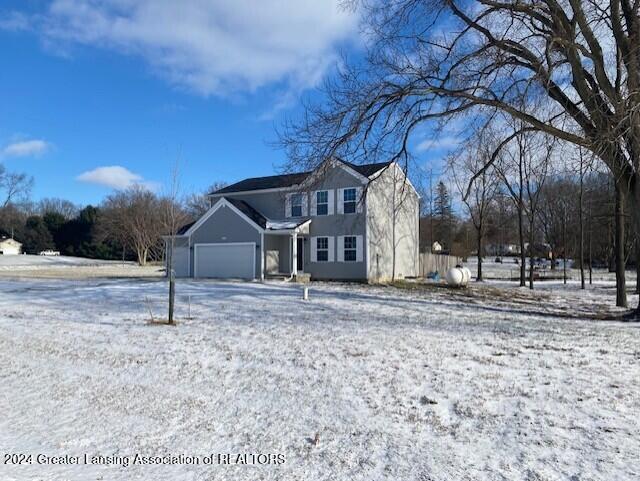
[0, 1, 451, 206]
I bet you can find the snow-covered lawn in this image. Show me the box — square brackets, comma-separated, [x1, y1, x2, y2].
[0, 254, 163, 278]
[1, 278, 638, 480]
[0, 254, 120, 268]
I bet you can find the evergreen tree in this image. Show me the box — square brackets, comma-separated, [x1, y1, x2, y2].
[22, 216, 54, 254]
[434, 181, 453, 250]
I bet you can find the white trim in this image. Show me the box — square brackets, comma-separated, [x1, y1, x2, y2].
[311, 236, 333, 263]
[340, 187, 360, 215]
[285, 193, 293, 218]
[311, 236, 317, 262]
[327, 189, 335, 215]
[260, 232, 265, 282]
[312, 189, 332, 217]
[327, 235, 335, 262]
[292, 232, 298, 277]
[337, 236, 344, 262]
[193, 242, 256, 279]
[185, 198, 264, 237]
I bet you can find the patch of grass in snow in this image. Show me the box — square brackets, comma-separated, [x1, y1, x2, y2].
[390, 279, 625, 321]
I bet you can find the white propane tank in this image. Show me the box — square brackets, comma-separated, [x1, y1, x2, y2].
[461, 267, 471, 285]
[446, 267, 470, 287]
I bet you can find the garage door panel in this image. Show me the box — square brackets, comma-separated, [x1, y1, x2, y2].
[195, 243, 255, 279]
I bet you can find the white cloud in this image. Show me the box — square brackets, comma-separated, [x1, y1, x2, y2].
[4, 0, 359, 97]
[415, 136, 461, 153]
[0, 11, 30, 31]
[76, 165, 157, 190]
[1, 139, 51, 158]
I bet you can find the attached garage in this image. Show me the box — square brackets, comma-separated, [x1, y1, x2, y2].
[194, 242, 256, 279]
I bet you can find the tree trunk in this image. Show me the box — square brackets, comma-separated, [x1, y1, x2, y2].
[579, 179, 585, 289]
[615, 184, 627, 308]
[589, 201, 593, 285]
[562, 213, 567, 285]
[528, 221, 535, 290]
[518, 204, 526, 286]
[631, 183, 640, 311]
[167, 240, 175, 324]
[636, 238, 640, 296]
[476, 224, 483, 282]
[168, 276, 175, 324]
[137, 247, 146, 266]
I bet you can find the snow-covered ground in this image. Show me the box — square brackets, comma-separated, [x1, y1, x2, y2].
[0, 254, 163, 278]
[0, 254, 120, 268]
[1, 277, 638, 480]
[465, 255, 635, 283]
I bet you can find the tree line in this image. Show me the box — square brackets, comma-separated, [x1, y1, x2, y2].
[0, 165, 222, 265]
[418, 129, 635, 306]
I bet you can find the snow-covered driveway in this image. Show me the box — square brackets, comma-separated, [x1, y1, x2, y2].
[0, 278, 638, 481]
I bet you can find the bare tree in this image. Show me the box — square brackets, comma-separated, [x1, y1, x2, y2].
[184, 181, 227, 220]
[280, 1, 640, 311]
[575, 148, 595, 290]
[449, 134, 499, 281]
[0, 164, 33, 207]
[101, 185, 162, 266]
[37, 197, 79, 219]
[494, 130, 556, 288]
[160, 163, 190, 324]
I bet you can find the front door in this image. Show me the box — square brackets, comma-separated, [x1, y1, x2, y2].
[296, 237, 304, 272]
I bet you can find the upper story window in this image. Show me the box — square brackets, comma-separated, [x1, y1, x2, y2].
[316, 191, 328, 216]
[291, 193, 303, 217]
[343, 236, 357, 261]
[316, 237, 329, 261]
[343, 188, 357, 214]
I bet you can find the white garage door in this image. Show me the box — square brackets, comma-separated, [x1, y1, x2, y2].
[194, 243, 255, 279]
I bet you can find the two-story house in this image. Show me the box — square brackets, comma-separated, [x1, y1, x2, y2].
[167, 158, 419, 282]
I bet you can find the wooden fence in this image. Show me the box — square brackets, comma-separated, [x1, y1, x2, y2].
[419, 252, 462, 277]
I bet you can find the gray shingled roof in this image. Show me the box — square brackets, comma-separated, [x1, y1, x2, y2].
[176, 221, 195, 235]
[225, 197, 267, 229]
[213, 172, 308, 195]
[210, 160, 391, 195]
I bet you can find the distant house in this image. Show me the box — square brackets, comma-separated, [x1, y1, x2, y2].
[0, 237, 22, 255]
[524, 242, 552, 259]
[431, 241, 443, 253]
[486, 243, 521, 256]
